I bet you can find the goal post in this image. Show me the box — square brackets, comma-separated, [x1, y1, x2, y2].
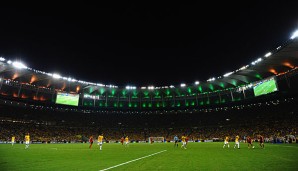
[148, 137, 165, 143]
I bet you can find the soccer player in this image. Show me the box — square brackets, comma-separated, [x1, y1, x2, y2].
[11, 136, 15, 146]
[150, 137, 154, 144]
[89, 136, 93, 149]
[247, 136, 255, 149]
[258, 134, 264, 149]
[124, 136, 129, 147]
[97, 133, 104, 150]
[181, 135, 187, 149]
[185, 136, 189, 148]
[25, 133, 30, 149]
[234, 135, 240, 149]
[174, 135, 179, 147]
[120, 136, 124, 145]
[223, 136, 229, 148]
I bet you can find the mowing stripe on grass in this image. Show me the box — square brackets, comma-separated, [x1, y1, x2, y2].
[99, 150, 167, 171]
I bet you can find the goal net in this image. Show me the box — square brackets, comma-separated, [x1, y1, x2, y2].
[148, 137, 165, 143]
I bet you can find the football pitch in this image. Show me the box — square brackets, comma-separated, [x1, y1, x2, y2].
[1, 142, 298, 171]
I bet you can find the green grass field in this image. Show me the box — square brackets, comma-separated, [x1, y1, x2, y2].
[254, 79, 278, 96]
[1, 142, 298, 171]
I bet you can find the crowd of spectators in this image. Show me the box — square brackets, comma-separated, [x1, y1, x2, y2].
[0, 95, 297, 144]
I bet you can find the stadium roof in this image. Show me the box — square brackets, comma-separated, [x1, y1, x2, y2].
[0, 35, 298, 93]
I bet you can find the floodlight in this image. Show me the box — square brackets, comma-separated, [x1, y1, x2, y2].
[264, 52, 272, 57]
[52, 73, 62, 79]
[12, 61, 27, 69]
[290, 30, 298, 39]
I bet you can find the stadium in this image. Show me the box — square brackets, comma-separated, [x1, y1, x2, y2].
[1, 27, 298, 170]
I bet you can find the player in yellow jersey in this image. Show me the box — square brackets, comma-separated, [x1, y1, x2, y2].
[25, 133, 30, 149]
[124, 136, 129, 147]
[223, 136, 229, 148]
[11, 136, 15, 146]
[234, 135, 240, 149]
[181, 135, 186, 149]
[97, 133, 104, 150]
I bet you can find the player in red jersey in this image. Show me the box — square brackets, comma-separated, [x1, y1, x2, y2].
[150, 137, 154, 144]
[120, 136, 124, 145]
[258, 134, 264, 149]
[247, 136, 255, 149]
[185, 136, 189, 148]
[89, 136, 93, 149]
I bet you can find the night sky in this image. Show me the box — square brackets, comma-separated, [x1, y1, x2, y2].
[0, 2, 298, 87]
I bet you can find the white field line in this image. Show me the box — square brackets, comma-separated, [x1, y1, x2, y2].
[283, 146, 298, 148]
[99, 150, 167, 171]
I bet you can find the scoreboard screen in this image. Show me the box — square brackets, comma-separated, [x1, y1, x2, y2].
[55, 92, 79, 106]
[253, 77, 278, 97]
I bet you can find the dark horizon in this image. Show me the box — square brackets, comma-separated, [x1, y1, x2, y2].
[0, 2, 298, 87]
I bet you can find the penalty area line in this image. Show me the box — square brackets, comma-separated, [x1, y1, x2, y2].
[99, 150, 167, 171]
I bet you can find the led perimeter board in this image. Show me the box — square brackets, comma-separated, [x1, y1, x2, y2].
[55, 92, 79, 106]
[253, 76, 278, 97]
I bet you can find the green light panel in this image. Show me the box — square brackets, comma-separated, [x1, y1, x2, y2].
[255, 74, 262, 79]
[198, 86, 203, 93]
[209, 84, 214, 91]
[187, 87, 192, 94]
[111, 89, 116, 96]
[165, 89, 171, 96]
[221, 98, 226, 103]
[88, 87, 93, 94]
[143, 90, 149, 98]
[132, 90, 138, 98]
[191, 101, 195, 106]
[154, 90, 160, 98]
[119, 102, 123, 107]
[100, 88, 105, 95]
[122, 90, 127, 97]
[219, 82, 225, 88]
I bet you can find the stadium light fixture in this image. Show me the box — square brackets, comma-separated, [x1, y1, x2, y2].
[12, 61, 27, 69]
[148, 86, 154, 90]
[207, 77, 215, 82]
[180, 83, 186, 87]
[7, 60, 12, 64]
[52, 73, 62, 79]
[239, 65, 248, 70]
[96, 83, 104, 87]
[195, 81, 200, 85]
[290, 30, 298, 39]
[264, 52, 272, 57]
[0, 57, 5, 61]
[223, 72, 234, 77]
[125, 86, 136, 90]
